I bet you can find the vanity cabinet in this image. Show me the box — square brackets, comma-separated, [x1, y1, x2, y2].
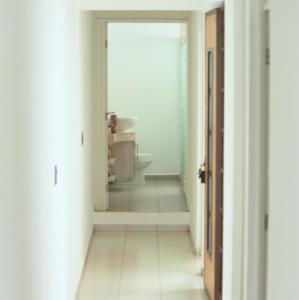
[109, 133, 135, 180]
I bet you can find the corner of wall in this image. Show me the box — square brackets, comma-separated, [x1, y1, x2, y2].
[73, 224, 94, 300]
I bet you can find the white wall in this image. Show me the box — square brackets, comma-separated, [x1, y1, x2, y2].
[267, 1, 299, 299]
[81, 13, 108, 211]
[0, 2, 25, 298]
[222, 0, 247, 299]
[185, 12, 205, 254]
[0, 1, 93, 299]
[108, 23, 182, 175]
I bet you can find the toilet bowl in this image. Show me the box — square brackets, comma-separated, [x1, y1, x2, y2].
[133, 153, 152, 184]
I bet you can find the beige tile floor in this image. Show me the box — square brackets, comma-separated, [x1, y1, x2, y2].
[77, 232, 208, 300]
[108, 179, 188, 212]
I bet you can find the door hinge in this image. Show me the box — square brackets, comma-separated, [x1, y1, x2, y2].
[105, 40, 108, 49]
[266, 48, 270, 65]
[264, 214, 269, 231]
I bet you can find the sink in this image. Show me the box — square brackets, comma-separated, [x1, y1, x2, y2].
[117, 117, 138, 132]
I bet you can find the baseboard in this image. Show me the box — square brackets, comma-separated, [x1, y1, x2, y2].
[74, 224, 94, 300]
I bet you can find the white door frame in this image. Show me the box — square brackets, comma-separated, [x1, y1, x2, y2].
[95, 14, 190, 213]
[93, 20, 108, 211]
[223, 0, 268, 299]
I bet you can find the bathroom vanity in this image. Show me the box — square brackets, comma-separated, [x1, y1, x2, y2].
[109, 132, 136, 181]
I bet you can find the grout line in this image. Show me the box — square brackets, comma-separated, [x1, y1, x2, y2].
[117, 230, 127, 299]
[156, 230, 162, 300]
[127, 188, 131, 213]
[156, 179, 161, 214]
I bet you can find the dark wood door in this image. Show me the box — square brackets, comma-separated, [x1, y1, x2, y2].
[203, 8, 224, 300]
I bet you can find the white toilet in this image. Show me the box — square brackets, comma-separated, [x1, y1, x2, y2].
[133, 153, 153, 184]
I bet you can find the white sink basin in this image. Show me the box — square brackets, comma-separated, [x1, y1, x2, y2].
[117, 117, 138, 132]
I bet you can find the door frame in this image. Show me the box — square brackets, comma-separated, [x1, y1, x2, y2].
[94, 12, 190, 214]
[222, 0, 269, 299]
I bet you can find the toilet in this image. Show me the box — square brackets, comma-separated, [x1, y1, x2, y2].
[133, 153, 153, 184]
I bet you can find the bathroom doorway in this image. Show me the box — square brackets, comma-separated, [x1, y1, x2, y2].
[106, 22, 189, 217]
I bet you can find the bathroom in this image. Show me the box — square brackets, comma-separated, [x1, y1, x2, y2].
[106, 22, 188, 215]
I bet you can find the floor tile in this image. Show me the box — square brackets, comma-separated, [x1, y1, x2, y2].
[157, 225, 189, 232]
[126, 225, 157, 232]
[156, 179, 181, 186]
[129, 197, 159, 212]
[92, 231, 126, 243]
[94, 225, 126, 232]
[159, 254, 200, 273]
[77, 294, 118, 300]
[125, 231, 157, 246]
[119, 294, 161, 300]
[158, 232, 191, 248]
[109, 197, 129, 211]
[78, 277, 120, 295]
[77, 231, 203, 299]
[119, 273, 160, 294]
[161, 290, 208, 300]
[109, 179, 188, 213]
[160, 272, 203, 293]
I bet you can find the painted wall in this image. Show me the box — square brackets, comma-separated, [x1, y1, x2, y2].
[82, 13, 109, 211]
[0, 1, 93, 299]
[185, 12, 205, 254]
[108, 23, 182, 175]
[180, 38, 188, 180]
[267, 1, 299, 299]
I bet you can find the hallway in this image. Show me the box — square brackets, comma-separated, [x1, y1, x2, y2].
[2, 1, 298, 300]
[77, 232, 207, 300]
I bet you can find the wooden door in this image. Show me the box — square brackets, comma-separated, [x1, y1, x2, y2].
[202, 8, 224, 300]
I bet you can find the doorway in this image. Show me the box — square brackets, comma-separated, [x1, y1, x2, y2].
[106, 22, 189, 217]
